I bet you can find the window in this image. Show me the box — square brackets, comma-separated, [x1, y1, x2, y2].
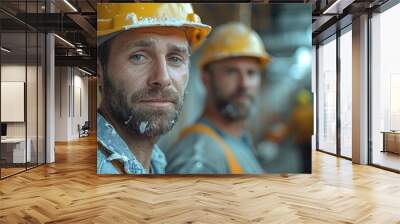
[371, 3, 400, 171]
[317, 37, 337, 154]
[339, 29, 352, 158]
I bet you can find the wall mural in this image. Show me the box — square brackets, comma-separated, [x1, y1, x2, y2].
[96, 3, 312, 175]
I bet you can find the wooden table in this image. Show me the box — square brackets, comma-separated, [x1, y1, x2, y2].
[381, 131, 400, 154]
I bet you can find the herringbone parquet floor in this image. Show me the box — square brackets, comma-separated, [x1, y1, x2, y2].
[0, 135, 399, 224]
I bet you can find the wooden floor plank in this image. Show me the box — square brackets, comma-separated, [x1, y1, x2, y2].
[0, 135, 399, 223]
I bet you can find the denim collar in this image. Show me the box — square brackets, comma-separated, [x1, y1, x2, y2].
[97, 112, 166, 174]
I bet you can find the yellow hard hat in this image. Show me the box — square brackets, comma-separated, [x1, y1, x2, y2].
[97, 3, 211, 50]
[198, 22, 271, 69]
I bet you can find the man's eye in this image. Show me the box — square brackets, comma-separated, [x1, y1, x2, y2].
[248, 70, 258, 78]
[130, 54, 147, 63]
[225, 68, 238, 76]
[168, 55, 184, 65]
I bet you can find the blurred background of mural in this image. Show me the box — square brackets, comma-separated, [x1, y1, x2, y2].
[159, 4, 313, 173]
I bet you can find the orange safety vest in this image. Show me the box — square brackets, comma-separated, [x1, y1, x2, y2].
[179, 123, 244, 174]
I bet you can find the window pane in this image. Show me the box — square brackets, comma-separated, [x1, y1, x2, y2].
[340, 29, 352, 158]
[1, 30, 27, 177]
[318, 38, 337, 154]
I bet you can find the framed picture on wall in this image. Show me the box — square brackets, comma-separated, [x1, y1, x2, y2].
[96, 3, 313, 175]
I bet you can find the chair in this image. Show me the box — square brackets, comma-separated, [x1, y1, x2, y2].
[78, 121, 90, 138]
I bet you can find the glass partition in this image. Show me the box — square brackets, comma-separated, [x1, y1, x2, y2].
[1, 30, 28, 177]
[27, 31, 38, 169]
[0, 0, 46, 179]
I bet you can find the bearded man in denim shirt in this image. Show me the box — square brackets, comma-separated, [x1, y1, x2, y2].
[96, 3, 211, 174]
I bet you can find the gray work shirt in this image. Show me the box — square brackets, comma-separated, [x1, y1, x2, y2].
[166, 118, 263, 174]
[97, 113, 166, 174]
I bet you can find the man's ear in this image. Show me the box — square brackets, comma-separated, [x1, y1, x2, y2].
[97, 57, 103, 94]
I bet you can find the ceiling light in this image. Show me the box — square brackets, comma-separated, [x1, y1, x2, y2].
[322, 0, 355, 15]
[77, 67, 93, 76]
[54, 34, 75, 48]
[63, 0, 78, 12]
[322, 0, 342, 14]
[1, 47, 11, 53]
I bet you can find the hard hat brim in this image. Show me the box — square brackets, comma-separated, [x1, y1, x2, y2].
[199, 53, 272, 70]
[97, 22, 211, 50]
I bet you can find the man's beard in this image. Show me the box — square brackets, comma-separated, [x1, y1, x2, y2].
[210, 81, 256, 121]
[103, 74, 184, 138]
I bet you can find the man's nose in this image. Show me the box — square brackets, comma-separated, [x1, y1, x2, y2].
[148, 58, 172, 88]
[238, 71, 251, 89]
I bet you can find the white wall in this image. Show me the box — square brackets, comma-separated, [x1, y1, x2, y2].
[55, 67, 68, 141]
[72, 72, 89, 138]
[55, 67, 89, 141]
[1, 64, 46, 164]
[1, 65, 36, 138]
[1, 65, 26, 140]
[1, 66, 25, 128]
